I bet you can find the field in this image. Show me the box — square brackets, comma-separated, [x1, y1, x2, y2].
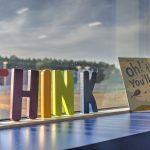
[0, 90, 128, 118]
[74, 90, 128, 111]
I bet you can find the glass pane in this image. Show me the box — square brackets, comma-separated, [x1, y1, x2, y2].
[0, 0, 150, 119]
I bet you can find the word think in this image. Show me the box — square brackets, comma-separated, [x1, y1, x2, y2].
[0, 69, 98, 121]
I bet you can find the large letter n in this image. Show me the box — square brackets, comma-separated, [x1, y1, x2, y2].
[52, 70, 74, 116]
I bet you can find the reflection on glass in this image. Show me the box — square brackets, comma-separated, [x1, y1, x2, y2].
[38, 125, 47, 150]
[0, 0, 150, 119]
[51, 124, 57, 144]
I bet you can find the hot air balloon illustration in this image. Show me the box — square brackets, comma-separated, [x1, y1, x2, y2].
[131, 89, 141, 98]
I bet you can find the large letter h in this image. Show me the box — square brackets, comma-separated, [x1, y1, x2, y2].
[10, 69, 39, 121]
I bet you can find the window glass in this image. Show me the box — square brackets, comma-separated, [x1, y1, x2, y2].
[0, 0, 150, 119]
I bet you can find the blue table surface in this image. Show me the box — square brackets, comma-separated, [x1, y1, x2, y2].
[1, 112, 150, 150]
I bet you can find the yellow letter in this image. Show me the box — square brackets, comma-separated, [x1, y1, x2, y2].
[41, 70, 51, 118]
[52, 70, 74, 116]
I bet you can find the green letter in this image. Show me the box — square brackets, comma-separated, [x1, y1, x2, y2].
[52, 70, 74, 116]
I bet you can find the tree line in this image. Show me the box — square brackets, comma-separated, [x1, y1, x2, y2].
[0, 55, 119, 83]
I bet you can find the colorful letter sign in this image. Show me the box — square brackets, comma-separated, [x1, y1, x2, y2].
[80, 71, 98, 113]
[3, 68, 99, 121]
[10, 69, 39, 121]
[0, 69, 8, 76]
[119, 57, 150, 111]
[52, 70, 74, 116]
[40, 70, 52, 118]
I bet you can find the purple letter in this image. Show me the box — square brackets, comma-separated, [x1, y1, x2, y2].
[10, 69, 39, 121]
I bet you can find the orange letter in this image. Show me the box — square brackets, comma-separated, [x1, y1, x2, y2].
[41, 70, 51, 118]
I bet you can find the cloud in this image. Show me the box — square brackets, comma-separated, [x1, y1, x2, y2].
[47, 25, 97, 46]
[0, 14, 27, 34]
[38, 35, 47, 39]
[16, 7, 29, 15]
[88, 22, 102, 27]
[0, 0, 149, 64]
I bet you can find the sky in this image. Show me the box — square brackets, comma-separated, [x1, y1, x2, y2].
[0, 0, 150, 64]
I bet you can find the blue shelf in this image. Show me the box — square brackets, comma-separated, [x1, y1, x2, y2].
[1, 112, 150, 149]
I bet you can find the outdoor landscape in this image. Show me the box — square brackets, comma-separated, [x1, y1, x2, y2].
[0, 55, 129, 119]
